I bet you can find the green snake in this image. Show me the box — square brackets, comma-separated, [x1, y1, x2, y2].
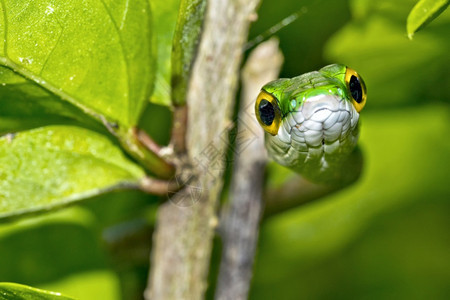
[255, 64, 367, 185]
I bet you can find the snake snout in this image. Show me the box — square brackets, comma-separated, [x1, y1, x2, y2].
[287, 94, 358, 153]
[301, 94, 340, 119]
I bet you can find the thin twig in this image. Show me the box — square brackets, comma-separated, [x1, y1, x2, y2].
[139, 176, 180, 196]
[121, 128, 175, 179]
[135, 127, 163, 155]
[215, 38, 284, 300]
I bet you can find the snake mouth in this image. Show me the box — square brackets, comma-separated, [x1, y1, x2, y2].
[276, 94, 359, 155]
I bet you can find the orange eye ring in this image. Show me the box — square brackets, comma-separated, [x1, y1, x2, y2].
[345, 67, 367, 113]
[255, 90, 282, 136]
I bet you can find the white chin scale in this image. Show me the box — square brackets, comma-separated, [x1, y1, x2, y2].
[268, 94, 360, 169]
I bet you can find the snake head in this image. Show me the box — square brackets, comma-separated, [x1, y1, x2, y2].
[254, 64, 367, 182]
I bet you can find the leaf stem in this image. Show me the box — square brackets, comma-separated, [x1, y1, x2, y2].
[120, 128, 175, 180]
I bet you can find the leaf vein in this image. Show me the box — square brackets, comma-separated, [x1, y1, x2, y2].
[39, 16, 64, 76]
[1, 0, 7, 55]
[10, 2, 30, 23]
[98, 0, 131, 124]
[120, 0, 130, 30]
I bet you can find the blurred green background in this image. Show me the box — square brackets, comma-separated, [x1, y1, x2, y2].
[1, 0, 449, 299]
[249, 0, 450, 299]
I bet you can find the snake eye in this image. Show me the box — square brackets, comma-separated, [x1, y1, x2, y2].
[255, 90, 281, 136]
[345, 67, 367, 112]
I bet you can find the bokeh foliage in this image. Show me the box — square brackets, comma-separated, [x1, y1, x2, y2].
[249, 0, 450, 299]
[0, 0, 448, 299]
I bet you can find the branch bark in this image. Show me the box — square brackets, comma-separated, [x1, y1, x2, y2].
[215, 38, 283, 300]
[145, 1, 261, 299]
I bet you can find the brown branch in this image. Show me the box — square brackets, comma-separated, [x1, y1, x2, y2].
[139, 177, 180, 196]
[215, 38, 284, 300]
[145, 0, 261, 299]
[169, 105, 188, 153]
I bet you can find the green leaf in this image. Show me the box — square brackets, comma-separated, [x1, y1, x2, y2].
[0, 125, 145, 219]
[0, 67, 104, 132]
[407, 0, 450, 39]
[0, 0, 153, 127]
[150, 0, 182, 106]
[0, 282, 73, 300]
[171, 0, 207, 106]
[39, 271, 120, 300]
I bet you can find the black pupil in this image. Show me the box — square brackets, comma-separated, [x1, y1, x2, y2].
[259, 99, 275, 126]
[349, 75, 363, 103]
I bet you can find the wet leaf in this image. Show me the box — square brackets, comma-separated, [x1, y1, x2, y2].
[0, 126, 145, 219]
[0, 0, 153, 127]
[0, 282, 73, 300]
[407, 0, 449, 39]
[0, 67, 103, 133]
